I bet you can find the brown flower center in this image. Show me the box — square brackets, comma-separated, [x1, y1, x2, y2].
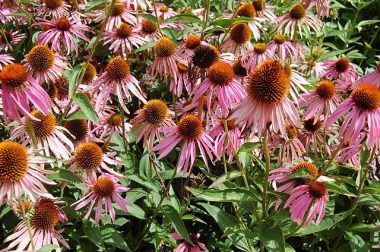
[30, 202, 59, 230]
[0, 30, 13, 43]
[207, 62, 234, 85]
[274, 34, 286, 44]
[0, 142, 28, 183]
[316, 80, 335, 100]
[141, 18, 158, 34]
[286, 124, 298, 139]
[308, 181, 327, 198]
[80, 62, 97, 84]
[192, 45, 220, 69]
[252, 0, 265, 11]
[185, 34, 201, 49]
[248, 59, 290, 104]
[351, 83, 380, 111]
[63, 119, 88, 142]
[334, 57, 350, 73]
[253, 43, 267, 54]
[232, 58, 247, 77]
[45, 0, 62, 10]
[230, 23, 251, 45]
[143, 99, 169, 125]
[0, 64, 28, 88]
[116, 23, 132, 38]
[189, 233, 199, 244]
[106, 57, 130, 81]
[111, 4, 125, 16]
[54, 77, 69, 98]
[107, 113, 122, 127]
[177, 63, 189, 73]
[178, 114, 203, 140]
[303, 117, 322, 133]
[42, 82, 58, 99]
[237, 2, 257, 18]
[27, 45, 55, 72]
[159, 5, 169, 12]
[154, 37, 176, 57]
[289, 3, 306, 20]
[56, 17, 71, 31]
[292, 161, 319, 185]
[75, 142, 103, 171]
[93, 176, 115, 197]
[25, 110, 56, 139]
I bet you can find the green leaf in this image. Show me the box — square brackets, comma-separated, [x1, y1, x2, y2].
[64, 111, 88, 121]
[161, 13, 202, 24]
[288, 169, 315, 180]
[325, 181, 357, 197]
[209, 170, 242, 188]
[72, 93, 98, 123]
[38, 245, 59, 252]
[101, 227, 132, 252]
[68, 65, 82, 97]
[348, 223, 380, 232]
[344, 231, 369, 252]
[82, 221, 104, 248]
[257, 221, 285, 252]
[295, 211, 351, 236]
[47, 169, 82, 184]
[357, 20, 380, 27]
[162, 205, 192, 245]
[188, 187, 259, 202]
[128, 174, 162, 192]
[133, 41, 156, 53]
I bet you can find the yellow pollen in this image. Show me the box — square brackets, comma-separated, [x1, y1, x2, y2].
[237, 2, 257, 18]
[248, 59, 290, 104]
[0, 142, 28, 183]
[154, 37, 176, 57]
[75, 142, 103, 171]
[177, 114, 203, 140]
[106, 57, 130, 81]
[143, 99, 169, 126]
[27, 45, 55, 72]
[208, 62, 234, 85]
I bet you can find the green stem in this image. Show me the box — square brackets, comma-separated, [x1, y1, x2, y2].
[200, 0, 211, 40]
[23, 211, 35, 251]
[134, 167, 177, 251]
[316, 140, 344, 179]
[120, 108, 128, 154]
[222, 126, 229, 174]
[26, 120, 37, 148]
[59, 0, 116, 123]
[151, 0, 163, 35]
[262, 129, 270, 219]
[223, 120, 260, 220]
[218, 0, 242, 48]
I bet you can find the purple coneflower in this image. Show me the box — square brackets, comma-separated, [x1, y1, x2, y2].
[0, 63, 52, 122]
[91, 57, 146, 113]
[37, 0, 71, 19]
[267, 34, 297, 61]
[284, 181, 329, 226]
[96, 1, 137, 31]
[136, 17, 161, 42]
[252, 0, 276, 21]
[10, 110, 74, 160]
[156, 3, 177, 20]
[91, 112, 132, 142]
[132, 99, 175, 151]
[171, 232, 208, 252]
[24, 45, 68, 84]
[326, 83, 380, 148]
[220, 23, 253, 56]
[0, 53, 13, 69]
[67, 142, 123, 179]
[34, 17, 92, 56]
[230, 59, 300, 138]
[72, 173, 131, 224]
[148, 37, 182, 84]
[103, 22, 147, 55]
[323, 57, 359, 84]
[3, 198, 69, 251]
[171, 63, 193, 96]
[299, 79, 339, 122]
[176, 34, 202, 62]
[0, 30, 24, 51]
[153, 114, 216, 174]
[351, 62, 380, 88]
[0, 142, 55, 205]
[241, 43, 277, 74]
[303, 0, 329, 17]
[193, 61, 247, 116]
[236, 2, 264, 41]
[276, 3, 321, 38]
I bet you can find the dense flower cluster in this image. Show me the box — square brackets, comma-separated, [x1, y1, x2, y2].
[0, 0, 379, 251]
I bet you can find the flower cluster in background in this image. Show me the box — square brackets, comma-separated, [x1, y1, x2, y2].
[0, 0, 379, 251]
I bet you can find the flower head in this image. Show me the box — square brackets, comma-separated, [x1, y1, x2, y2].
[171, 232, 208, 252]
